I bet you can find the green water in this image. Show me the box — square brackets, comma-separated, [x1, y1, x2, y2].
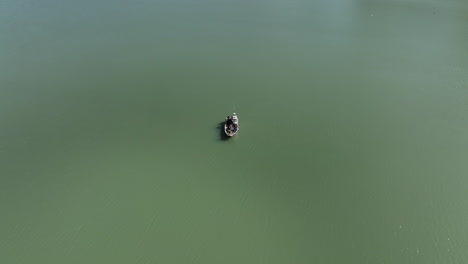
[2, 0, 468, 263]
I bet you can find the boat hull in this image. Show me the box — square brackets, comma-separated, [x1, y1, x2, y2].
[224, 125, 237, 137]
[224, 113, 238, 137]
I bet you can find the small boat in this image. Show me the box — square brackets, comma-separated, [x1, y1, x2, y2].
[224, 113, 239, 137]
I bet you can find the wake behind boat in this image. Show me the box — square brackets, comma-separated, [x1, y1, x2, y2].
[224, 113, 239, 137]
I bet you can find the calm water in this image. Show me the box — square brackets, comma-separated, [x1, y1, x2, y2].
[1, 0, 468, 263]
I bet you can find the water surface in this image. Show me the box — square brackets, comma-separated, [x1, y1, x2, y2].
[1, 0, 468, 263]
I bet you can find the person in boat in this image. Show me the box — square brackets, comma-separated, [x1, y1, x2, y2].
[226, 116, 233, 126]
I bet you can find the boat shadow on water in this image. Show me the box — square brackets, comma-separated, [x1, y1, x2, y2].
[217, 121, 230, 141]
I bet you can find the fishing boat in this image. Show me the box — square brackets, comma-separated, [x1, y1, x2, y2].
[224, 113, 239, 137]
